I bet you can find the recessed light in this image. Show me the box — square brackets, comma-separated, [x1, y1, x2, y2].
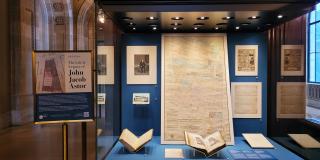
[148, 23, 158, 27]
[171, 22, 181, 26]
[121, 17, 133, 20]
[248, 16, 260, 20]
[277, 14, 283, 19]
[215, 27, 219, 30]
[152, 26, 157, 30]
[173, 27, 178, 30]
[146, 16, 158, 20]
[216, 23, 227, 26]
[197, 16, 209, 20]
[241, 22, 251, 26]
[194, 23, 205, 26]
[127, 22, 135, 26]
[194, 27, 198, 30]
[235, 26, 240, 30]
[171, 16, 184, 20]
[222, 16, 234, 20]
[132, 27, 136, 30]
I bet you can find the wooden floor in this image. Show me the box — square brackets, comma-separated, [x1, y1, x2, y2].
[0, 123, 96, 160]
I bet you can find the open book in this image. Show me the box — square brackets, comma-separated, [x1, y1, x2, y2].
[119, 129, 153, 152]
[184, 131, 226, 156]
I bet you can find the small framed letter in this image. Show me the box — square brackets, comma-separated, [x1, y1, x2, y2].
[231, 82, 262, 118]
[133, 93, 150, 105]
[127, 46, 157, 84]
[235, 45, 259, 76]
[97, 93, 106, 105]
[281, 45, 305, 76]
[97, 46, 114, 84]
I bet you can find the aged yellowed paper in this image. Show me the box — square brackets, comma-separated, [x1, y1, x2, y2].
[231, 82, 262, 118]
[164, 148, 184, 158]
[277, 82, 306, 118]
[235, 45, 258, 76]
[242, 133, 274, 148]
[289, 134, 320, 148]
[161, 34, 234, 145]
[281, 45, 304, 76]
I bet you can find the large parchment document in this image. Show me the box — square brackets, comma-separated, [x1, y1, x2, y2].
[277, 82, 306, 118]
[161, 34, 234, 144]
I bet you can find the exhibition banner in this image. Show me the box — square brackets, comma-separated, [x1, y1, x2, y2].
[33, 51, 93, 124]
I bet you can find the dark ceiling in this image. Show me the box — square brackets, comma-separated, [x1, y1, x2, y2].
[97, 0, 318, 33]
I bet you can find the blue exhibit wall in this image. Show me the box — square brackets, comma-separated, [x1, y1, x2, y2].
[227, 32, 268, 136]
[121, 34, 162, 136]
[121, 33, 268, 137]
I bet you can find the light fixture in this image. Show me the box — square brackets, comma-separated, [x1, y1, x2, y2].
[171, 16, 183, 20]
[132, 27, 136, 30]
[171, 22, 181, 26]
[235, 26, 240, 30]
[215, 27, 219, 30]
[97, 9, 105, 23]
[222, 16, 234, 20]
[147, 16, 158, 20]
[197, 16, 209, 20]
[152, 26, 157, 30]
[121, 17, 133, 21]
[173, 27, 178, 30]
[241, 22, 251, 26]
[277, 14, 283, 19]
[194, 27, 198, 30]
[248, 16, 260, 20]
[194, 23, 205, 26]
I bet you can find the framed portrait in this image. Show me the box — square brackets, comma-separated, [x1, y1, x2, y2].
[127, 46, 157, 84]
[277, 82, 306, 118]
[235, 45, 259, 76]
[231, 82, 262, 118]
[132, 93, 150, 105]
[281, 45, 305, 76]
[97, 46, 114, 84]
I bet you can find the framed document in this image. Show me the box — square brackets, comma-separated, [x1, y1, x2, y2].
[281, 45, 304, 76]
[235, 45, 258, 76]
[161, 34, 234, 145]
[97, 46, 114, 84]
[231, 82, 262, 118]
[277, 82, 306, 118]
[127, 46, 157, 84]
[132, 93, 150, 105]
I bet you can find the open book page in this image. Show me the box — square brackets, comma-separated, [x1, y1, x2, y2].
[203, 131, 226, 153]
[136, 129, 153, 148]
[119, 129, 139, 151]
[185, 132, 206, 150]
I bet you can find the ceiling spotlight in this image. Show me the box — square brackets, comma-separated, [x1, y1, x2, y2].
[248, 16, 260, 20]
[194, 23, 205, 26]
[173, 27, 178, 30]
[197, 16, 209, 20]
[129, 22, 134, 25]
[121, 17, 133, 21]
[277, 14, 283, 19]
[241, 22, 251, 26]
[147, 16, 158, 20]
[171, 22, 181, 26]
[235, 26, 240, 30]
[215, 27, 219, 30]
[172, 16, 183, 20]
[152, 26, 157, 30]
[194, 27, 198, 30]
[132, 27, 136, 30]
[222, 16, 234, 20]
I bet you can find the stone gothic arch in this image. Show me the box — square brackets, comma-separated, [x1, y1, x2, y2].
[77, 0, 95, 50]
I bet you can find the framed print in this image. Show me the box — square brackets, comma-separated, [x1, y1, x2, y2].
[231, 82, 262, 118]
[97, 93, 106, 105]
[127, 46, 157, 84]
[161, 34, 234, 145]
[281, 45, 304, 76]
[277, 82, 306, 118]
[97, 46, 114, 84]
[235, 45, 258, 76]
[132, 93, 150, 105]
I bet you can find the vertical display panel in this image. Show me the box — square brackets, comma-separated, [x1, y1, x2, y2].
[33, 51, 93, 124]
[161, 34, 234, 144]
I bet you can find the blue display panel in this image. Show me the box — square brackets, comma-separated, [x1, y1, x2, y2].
[35, 93, 93, 122]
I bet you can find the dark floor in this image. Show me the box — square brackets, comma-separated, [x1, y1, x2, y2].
[0, 123, 96, 160]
